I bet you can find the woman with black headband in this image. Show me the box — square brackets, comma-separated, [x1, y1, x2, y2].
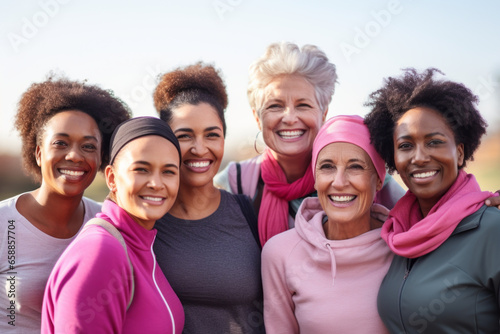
[41, 117, 185, 333]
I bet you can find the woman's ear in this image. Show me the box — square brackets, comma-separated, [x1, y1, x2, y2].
[252, 109, 262, 131]
[105, 165, 117, 192]
[322, 108, 328, 123]
[35, 145, 41, 167]
[376, 177, 383, 192]
[457, 143, 465, 167]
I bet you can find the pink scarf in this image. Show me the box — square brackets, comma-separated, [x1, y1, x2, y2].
[259, 149, 315, 246]
[382, 170, 495, 258]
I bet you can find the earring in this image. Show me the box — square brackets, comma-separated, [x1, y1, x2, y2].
[254, 131, 265, 154]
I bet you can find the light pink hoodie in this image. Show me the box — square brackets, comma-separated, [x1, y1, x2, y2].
[261, 197, 393, 334]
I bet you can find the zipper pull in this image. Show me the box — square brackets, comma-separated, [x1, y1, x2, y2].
[403, 258, 413, 280]
[403, 268, 409, 280]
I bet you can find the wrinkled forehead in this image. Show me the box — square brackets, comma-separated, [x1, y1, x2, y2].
[317, 142, 374, 165]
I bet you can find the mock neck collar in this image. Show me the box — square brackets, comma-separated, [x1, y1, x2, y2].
[96, 200, 157, 251]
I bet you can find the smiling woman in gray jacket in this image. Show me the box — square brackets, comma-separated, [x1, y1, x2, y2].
[365, 68, 500, 333]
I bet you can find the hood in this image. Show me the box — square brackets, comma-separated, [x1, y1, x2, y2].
[294, 197, 387, 286]
[294, 197, 338, 285]
[295, 197, 328, 248]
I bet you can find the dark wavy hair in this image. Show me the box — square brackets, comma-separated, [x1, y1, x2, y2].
[153, 62, 228, 136]
[15, 75, 131, 182]
[364, 68, 487, 173]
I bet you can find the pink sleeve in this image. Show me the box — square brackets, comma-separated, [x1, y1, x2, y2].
[42, 228, 132, 334]
[261, 236, 299, 334]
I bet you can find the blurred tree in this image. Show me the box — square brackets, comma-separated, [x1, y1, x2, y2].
[0, 154, 37, 200]
[0, 155, 108, 202]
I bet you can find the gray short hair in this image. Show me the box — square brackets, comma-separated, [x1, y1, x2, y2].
[247, 42, 338, 114]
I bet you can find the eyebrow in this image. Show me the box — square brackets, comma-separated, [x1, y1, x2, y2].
[396, 132, 446, 141]
[53, 133, 99, 141]
[318, 158, 366, 164]
[265, 98, 282, 103]
[134, 161, 179, 169]
[296, 98, 313, 103]
[347, 158, 365, 163]
[174, 126, 222, 133]
[265, 98, 313, 104]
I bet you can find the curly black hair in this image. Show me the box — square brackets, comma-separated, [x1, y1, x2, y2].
[15, 75, 131, 182]
[153, 62, 228, 136]
[364, 68, 487, 174]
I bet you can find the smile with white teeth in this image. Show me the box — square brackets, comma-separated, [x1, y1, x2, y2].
[142, 196, 163, 202]
[412, 171, 437, 178]
[187, 161, 210, 168]
[278, 130, 305, 139]
[59, 169, 85, 176]
[329, 195, 356, 202]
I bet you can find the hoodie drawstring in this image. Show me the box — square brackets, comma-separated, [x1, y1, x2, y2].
[325, 243, 337, 286]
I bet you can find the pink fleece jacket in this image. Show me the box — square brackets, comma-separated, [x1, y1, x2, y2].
[41, 200, 184, 333]
[261, 197, 393, 334]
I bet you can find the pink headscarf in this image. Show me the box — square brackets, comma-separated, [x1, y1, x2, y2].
[312, 115, 386, 182]
[258, 115, 387, 246]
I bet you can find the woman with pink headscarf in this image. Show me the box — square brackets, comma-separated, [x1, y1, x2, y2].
[261, 115, 392, 333]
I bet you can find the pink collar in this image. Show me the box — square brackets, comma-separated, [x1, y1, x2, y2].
[382, 170, 494, 258]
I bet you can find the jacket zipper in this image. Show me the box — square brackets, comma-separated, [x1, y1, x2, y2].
[398, 258, 413, 333]
[150, 238, 176, 333]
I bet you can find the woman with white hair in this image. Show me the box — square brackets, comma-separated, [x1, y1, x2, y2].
[215, 42, 405, 246]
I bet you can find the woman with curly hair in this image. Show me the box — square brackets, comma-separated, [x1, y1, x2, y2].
[0, 76, 130, 333]
[153, 63, 265, 333]
[364, 68, 500, 333]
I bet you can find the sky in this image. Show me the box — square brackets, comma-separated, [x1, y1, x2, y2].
[1, 0, 499, 156]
